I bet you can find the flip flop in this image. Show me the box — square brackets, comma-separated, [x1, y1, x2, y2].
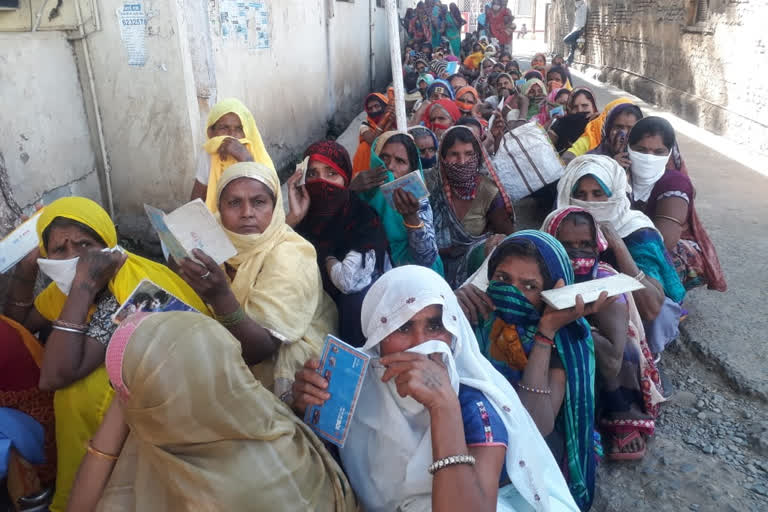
[606, 429, 646, 461]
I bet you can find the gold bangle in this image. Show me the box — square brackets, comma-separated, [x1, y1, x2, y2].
[216, 306, 247, 328]
[86, 441, 119, 461]
[403, 220, 425, 229]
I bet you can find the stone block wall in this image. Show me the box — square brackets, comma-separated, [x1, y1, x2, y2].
[548, 0, 768, 155]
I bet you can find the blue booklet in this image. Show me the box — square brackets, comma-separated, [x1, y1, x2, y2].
[111, 279, 200, 324]
[379, 171, 429, 210]
[304, 335, 370, 447]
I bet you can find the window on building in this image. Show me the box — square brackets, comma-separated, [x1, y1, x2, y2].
[0, 0, 21, 8]
[517, 0, 533, 16]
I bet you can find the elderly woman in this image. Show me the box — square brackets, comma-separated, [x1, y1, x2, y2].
[350, 131, 443, 276]
[353, 92, 396, 174]
[293, 265, 579, 512]
[190, 98, 274, 213]
[556, 155, 686, 355]
[178, 162, 337, 399]
[426, 79, 455, 101]
[561, 97, 634, 164]
[458, 231, 610, 510]
[285, 141, 390, 347]
[417, 98, 462, 140]
[627, 117, 726, 291]
[542, 207, 665, 461]
[4, 197, 208, 512]
[425, 126, 515, 288]
[66, 312, 357, 512]
[522, 79, 547, 120]
[409, 125, 440, 170]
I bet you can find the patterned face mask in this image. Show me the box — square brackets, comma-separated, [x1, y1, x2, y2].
[442, 153, 480, 200]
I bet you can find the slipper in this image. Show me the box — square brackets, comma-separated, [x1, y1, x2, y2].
[606, 429, 646, 461]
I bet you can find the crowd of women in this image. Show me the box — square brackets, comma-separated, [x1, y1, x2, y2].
[1, 5, 727, 510]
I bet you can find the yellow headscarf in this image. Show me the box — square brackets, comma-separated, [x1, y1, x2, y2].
[97, 313, 356, 511]
[216, 162, 338, 396]
[582, 97, 634, 151]
[203, 98, 275, 213]
[33, 196, 209, 512]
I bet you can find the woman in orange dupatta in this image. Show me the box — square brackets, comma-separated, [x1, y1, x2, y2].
[352, 93, 396, 175]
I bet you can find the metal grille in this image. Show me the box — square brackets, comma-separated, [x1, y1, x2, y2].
[695, 0, 709, 23]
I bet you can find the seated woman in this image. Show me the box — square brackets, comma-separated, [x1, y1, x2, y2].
[408, 125, 439, 170]
[350, 131, 443, 275]
[284, 141, 390, 347]
[531, 52, 547, 68]
[522, 79, 547, 120]
[561, 97, 634, 164]
[448, 73, 470, 93]
[588, 103, 644, 170]
[0, 315, 55, 506]
[352, 92, 396, 174]
[460, 230, 608, 510]
[472, 57, 497, 95]
[533, 88, 570, 129]
[417, 73, 435, 100]
[3, 197, 208, 512]
[549, 87, 599, 155]
[178, 162, 337, 399]
[454, 85, 480, 116]
[556, 155, 686, 355]
[542, 207, 665, 461]
[66, 312, 357, 512]
[190, 98, 274, 213]
[425, 126, 515, 288]
[418, 98, 461, 140]
[292, 265, 579, 512]
[546, 66, 571, 92]
[484, 74, 528, 119]
[627, 117, 727, 292]
[426, 79, 455, 101]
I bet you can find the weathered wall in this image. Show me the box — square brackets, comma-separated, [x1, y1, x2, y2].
[548, 0, 768, 155]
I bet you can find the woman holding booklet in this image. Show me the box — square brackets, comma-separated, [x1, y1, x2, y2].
[66, 312, 357, 512]
[176, 161, 337, 401]
[292, 265, 579, 512]
[3, 197, 208, 512]
[424, 125, 515, 288]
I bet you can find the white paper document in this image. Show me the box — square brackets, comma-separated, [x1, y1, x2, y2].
[0, 211, 43, 273]
[540, 273, 645, 310]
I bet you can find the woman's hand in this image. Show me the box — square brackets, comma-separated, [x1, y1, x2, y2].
[455, 284, 495, 325]
[292, 359, 330, 415]
[218, 138, 253, 163]
[379, 352, 457, 413]
[349, 166, 389, 192]
[393, 189, 421, 226]
[599, 222, 626, 252]
[177, 249, 231, 305]
[538, 279, 613, 338]
[72, 249, 127, 295]
[613, 151, 631, 170]
[285, 167, 310, 227]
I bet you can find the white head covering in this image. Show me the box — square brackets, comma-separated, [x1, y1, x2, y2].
[627, 147, 670, 202]
[340, 266, 578, 512]
[556, 154, 656, 238]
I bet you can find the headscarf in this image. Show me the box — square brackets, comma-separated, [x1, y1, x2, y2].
[33, 196, 210, 512]
[522, 79, 548, 119]
[426, 78, 455, 100]
[523, 69, 545, 82]
[454, 85, 479, 113]
[422, 98, 461, 133]
[541, 206, 609, 281]
[474, 231, 597, 510]
[556, 156, 686, 302]
[546, 65, 572, 91]
[533, 88, 570, 126]
[295, 141, 390, 293]
[100, 312, 356, 511]
[353, 93, 392, 174]
[590, 103, 644, 157]
[429, 60, 448, 78]
[340, 266, 579, 512]
[216, 162, 338, 395]
[203, 98, 275, 213]
[463, 50, 485, 70]
[566, 87, 598, 115]
[408, 126, 440, 169]
[579, 97, 634, 152]
[361, 131, 445, 274]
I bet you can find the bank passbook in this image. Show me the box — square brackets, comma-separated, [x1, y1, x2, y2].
[540, 273, 645, 310]
[304, 335, 370, 447]
[380, 171, 429, 209]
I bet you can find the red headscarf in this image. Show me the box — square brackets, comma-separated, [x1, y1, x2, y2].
[422, 99, 461, 132]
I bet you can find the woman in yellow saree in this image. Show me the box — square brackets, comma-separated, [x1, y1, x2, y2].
[3, 197, 208, 511]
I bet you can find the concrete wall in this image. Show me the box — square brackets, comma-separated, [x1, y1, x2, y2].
[547, 0, 768, 155]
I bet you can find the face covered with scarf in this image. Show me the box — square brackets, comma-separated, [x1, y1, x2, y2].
[542, 207, 609, 283]
[422, 98, 461, 139]
[408, 126, 439, 169]
[439, 125, 482, 200]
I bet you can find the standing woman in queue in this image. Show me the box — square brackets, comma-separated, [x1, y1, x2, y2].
[177, 162, 338, 400]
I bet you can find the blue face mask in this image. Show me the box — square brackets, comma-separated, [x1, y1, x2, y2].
[420, 155, 437, 169]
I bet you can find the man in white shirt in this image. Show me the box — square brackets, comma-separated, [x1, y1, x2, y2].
[563, 0, 588, 65]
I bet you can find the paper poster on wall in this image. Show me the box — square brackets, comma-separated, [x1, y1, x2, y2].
[118, 1, 147, 66]
[217, 0, 270, 50]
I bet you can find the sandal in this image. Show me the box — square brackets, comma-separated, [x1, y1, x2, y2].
[606, 429, 646, 461]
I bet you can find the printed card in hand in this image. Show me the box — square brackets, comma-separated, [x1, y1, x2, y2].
[144, 199, 236, 265]
[296, 156, 310, 186]
[304, 335, 370, 447]
[111, 279, 200, 324]
[0, 210, 43, 273]
[540, 273, 645, 310]
[379, 171, 429, 209]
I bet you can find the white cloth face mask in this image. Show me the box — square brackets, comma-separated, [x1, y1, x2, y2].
[628, 147, 670, 202]
[37, 257, 79, 295]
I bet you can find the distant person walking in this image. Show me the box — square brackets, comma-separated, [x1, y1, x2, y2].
[564, 0, 588, 65]
[517, 23, 528, 39]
